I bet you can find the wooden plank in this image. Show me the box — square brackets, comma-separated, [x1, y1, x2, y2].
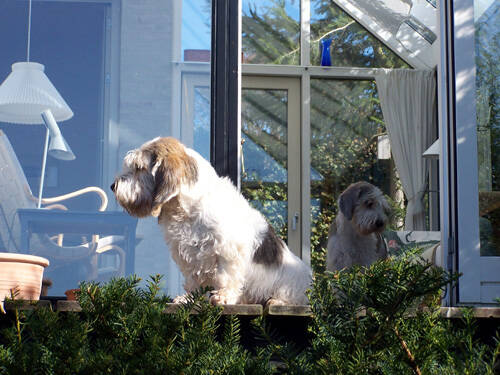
[5, 301, 500, 320]
[56, 300, 82, 312]
[220, 304, 263, 315]
[163, 303, 263, 316]
[265, 305, 312, 316]
[3, 300, 51, 311]
[440, 307, 500, 319]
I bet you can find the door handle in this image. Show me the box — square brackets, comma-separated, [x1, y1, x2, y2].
[291, 212, 299, 231]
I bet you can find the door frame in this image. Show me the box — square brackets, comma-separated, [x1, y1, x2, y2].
[445, 0, 500, 304]
[242, 75, 302, 257]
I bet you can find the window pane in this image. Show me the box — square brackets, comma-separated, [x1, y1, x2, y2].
[475, 0, 500, 256]
[242, 0, 300, 65]
[0, 0, 210, 297]
[310, 79, 400, 252]
[311, 1, 410, 68]
[241, 88, 289, 241]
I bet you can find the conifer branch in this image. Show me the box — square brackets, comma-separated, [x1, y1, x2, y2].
[394, 325, 422, 375]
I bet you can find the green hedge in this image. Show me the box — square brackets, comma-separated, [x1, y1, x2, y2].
[1, 251, 499, 375]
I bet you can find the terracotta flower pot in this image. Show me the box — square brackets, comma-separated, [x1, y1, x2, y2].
[64, 288, 80, 301]
[0, 253, 49, 307]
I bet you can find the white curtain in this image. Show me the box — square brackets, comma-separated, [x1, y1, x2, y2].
[375, 69, 436, 230]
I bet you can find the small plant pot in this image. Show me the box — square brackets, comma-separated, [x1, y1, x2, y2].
[64, 288, 80, 301]
[0, 252, 49, 307]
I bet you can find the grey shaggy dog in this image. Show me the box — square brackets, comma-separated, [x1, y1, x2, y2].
[326, 181, 391, 271]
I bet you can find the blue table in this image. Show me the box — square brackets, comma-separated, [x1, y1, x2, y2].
[17, 209, 138, 275]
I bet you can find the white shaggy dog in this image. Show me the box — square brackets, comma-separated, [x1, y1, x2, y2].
[111, 137, 311, 306]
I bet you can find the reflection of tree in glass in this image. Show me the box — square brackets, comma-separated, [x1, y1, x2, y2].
[242, 0, 410, 68]
[194, 87, 210, 160]
[475, 4, 500, 255]
[241, 88, 289, 240]
[310, 1, 410, 67]
[242, 0, 300, 65]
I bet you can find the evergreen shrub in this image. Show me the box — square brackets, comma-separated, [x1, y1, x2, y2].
[1, 252, 499, 375]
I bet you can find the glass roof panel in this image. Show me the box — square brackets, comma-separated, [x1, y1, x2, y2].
[331, 0, 439, 68]
[311, 1, 410, 68]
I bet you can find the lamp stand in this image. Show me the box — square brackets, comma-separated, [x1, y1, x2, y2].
[37, 127, 50, 208]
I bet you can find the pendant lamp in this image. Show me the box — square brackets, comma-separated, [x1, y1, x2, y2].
[0, 0, 73, 124]
[0, 0, 75, 209]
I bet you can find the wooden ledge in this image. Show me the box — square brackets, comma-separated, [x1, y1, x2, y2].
[265, 304, 312, 316]
[57, 300, 82, 312]
[3, 300, 52, 311]
[440, 307, 500, 319]
[3, 301, 500, 319]
[163, 303, 263, 316]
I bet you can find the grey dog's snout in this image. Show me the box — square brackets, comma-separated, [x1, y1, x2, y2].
[375, 219, 385, 228]
[110, 181, 116, 192]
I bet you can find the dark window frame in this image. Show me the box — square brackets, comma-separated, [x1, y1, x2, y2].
[210, 0, 239, 186]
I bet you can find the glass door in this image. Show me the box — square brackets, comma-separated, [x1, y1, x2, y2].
[241, 76, 301, 256]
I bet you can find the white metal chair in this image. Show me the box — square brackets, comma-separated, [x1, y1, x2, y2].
[0, 129, 125, 293]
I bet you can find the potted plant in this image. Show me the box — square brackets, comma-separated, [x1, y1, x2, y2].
[0, 252, 49, 311]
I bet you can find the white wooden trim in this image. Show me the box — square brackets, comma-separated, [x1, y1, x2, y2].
[242, 64, 392, 78]
[173, 62, 211, 73]
[173, 63, 211, 144]
[170, 1, 183, 140]
[102, 0, 121, 210]
[180, 73, 210, 148]
[300, 71, 311, 265]
[451, 0, 500, 304]
[454, 0, 480, 303]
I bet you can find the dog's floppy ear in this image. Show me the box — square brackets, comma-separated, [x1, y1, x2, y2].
[338, 185, 359, 221]
[145, 138, 198, 214]
[123, 148, 152, 170]
[381, 194, 392, 216]
[338, 182, 370, 220]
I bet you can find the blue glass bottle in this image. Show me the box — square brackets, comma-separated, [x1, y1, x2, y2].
[320, 38, 332, 66]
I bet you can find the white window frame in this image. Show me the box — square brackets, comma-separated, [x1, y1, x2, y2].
[242, 76, 302, 257]
[179, 67, 211, 149]
[444, 0, 500, 304]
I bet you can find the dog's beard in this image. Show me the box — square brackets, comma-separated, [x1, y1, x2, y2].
[353, 212, 387, 236]
[114, 172, 155, 217]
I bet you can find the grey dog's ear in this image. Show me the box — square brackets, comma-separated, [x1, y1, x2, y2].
[338, 182, 372, 221]
[381, 194, 392, 216]
[338, 185, 359, 221]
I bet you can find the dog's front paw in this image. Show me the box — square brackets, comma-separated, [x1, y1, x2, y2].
[173, 294, 190, 304]
[209, 289, 240, 305]
[265, 298, 287, 307]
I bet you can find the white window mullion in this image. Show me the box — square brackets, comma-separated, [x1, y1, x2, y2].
[301, 0, 310, 67]
[301, 71, 311, 265]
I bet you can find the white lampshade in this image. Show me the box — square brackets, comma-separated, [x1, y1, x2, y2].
[41, 109, 75, 160]
[0, 62, 73, 124]
[48, 134, 75, 160]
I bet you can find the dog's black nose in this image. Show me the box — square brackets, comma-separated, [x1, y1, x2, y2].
[375, 219, 384, 228]
[110, 182, 116, 192]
